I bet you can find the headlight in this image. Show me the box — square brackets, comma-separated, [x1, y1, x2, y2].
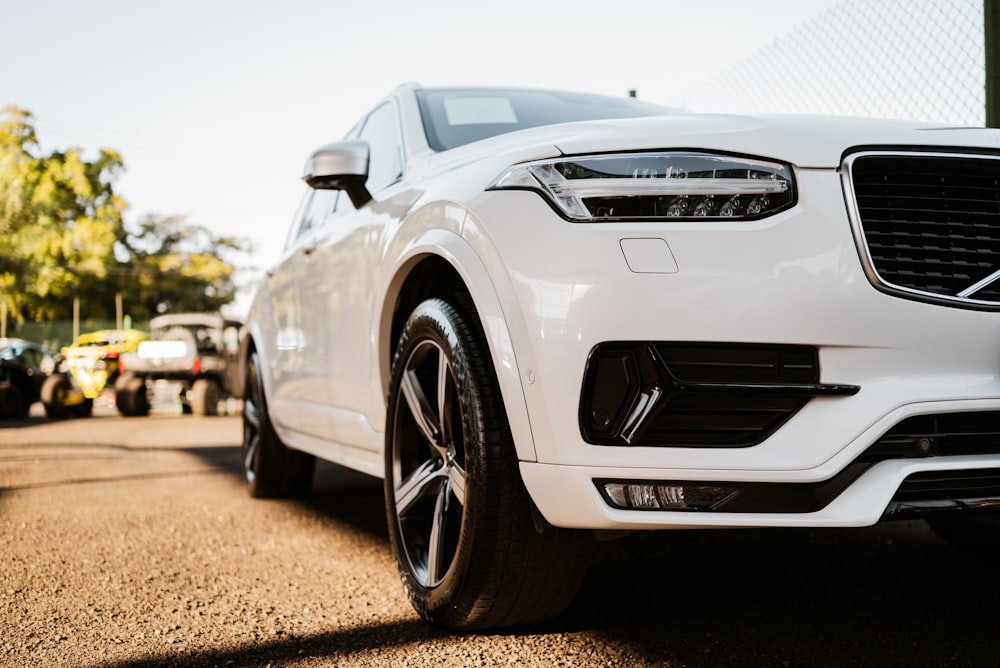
[489, 151, 795, 222]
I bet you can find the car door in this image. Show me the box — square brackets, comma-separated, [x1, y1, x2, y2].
[293, 99, 405, 449]
[259, 188, 332, 433]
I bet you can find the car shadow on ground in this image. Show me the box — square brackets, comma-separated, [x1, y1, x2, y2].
[0, 414, 53, 429]
[93, 440, 1000, 667]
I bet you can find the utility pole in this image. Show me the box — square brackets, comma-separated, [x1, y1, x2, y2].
[988, 0, 999, 127]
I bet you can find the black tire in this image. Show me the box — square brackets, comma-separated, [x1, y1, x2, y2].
[41, 374, 72, 419]
[927, 514, 1000, 556]
[385, 297, 591, 630]
[116, 376, 149, 417]
[113, 373, 132, 391]
[0, 383, 30, 419]
[242, 348, 315, 498]
[73, 398, 94, 418]
[189, 378, 220, 416]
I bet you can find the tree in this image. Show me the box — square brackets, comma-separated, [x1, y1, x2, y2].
[117, 214, 251, 319]
[0, 105, 249, 325]
[0, 105, 126, 321]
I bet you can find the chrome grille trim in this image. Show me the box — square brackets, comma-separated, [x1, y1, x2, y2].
[842, 150, 1000, 310]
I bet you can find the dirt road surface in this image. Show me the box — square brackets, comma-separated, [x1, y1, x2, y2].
[3, 408, 1000, 667]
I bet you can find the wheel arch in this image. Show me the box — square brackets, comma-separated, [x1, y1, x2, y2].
[377, 232, 538, 463]
[236, 320, 265, 401]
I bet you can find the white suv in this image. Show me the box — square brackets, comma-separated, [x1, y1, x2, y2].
[242, 84, 1000, 629]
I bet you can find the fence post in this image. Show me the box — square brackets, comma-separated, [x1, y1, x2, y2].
[988, 0, 1000, 127]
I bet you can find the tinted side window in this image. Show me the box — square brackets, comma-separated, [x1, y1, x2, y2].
[359, 101, 403, 193]
[22, 348, 41, 368]
[299, 189, 338, 237]
[285, 189, 313, 250]
[286, 188, 340, 247]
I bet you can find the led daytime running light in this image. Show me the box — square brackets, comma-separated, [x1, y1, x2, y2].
[490, 151, 795, 222]
[549, 177, 788, 197]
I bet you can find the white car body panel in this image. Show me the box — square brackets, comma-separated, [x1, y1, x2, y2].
[245, 84, 1000, 532]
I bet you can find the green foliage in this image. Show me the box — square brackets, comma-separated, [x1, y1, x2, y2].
[117, 214, 251, 319]
[0, 106, 250, 324]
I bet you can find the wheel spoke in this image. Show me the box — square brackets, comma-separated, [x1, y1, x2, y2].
[448, 461, 467, 506]
[436, 352, 450, 443]
[243, 433, 259, 475]
[242, 358, 262, 484]
[244, 397, 260, 430]
[395, 457, 444, 517]
[426, 481, 451, 584]
[401, 367, 441, 446]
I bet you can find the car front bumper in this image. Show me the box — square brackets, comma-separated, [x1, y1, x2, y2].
[464, 169, 1000, 529]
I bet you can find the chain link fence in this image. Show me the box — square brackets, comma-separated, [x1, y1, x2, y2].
[4, 320, 148, 353]
[686, 0, 985, 125]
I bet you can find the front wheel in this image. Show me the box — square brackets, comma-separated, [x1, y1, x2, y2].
[385, 297, 590, 630]
[241, 349, 315, 498]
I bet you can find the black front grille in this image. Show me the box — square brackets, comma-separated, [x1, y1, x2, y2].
[580, 342, 858, 448]
[848, 152, 1000, 307]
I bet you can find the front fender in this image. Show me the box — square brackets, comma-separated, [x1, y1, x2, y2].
[377, 226, 538, 463]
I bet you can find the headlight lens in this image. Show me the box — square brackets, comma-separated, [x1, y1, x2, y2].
[489, 151, 795, 222]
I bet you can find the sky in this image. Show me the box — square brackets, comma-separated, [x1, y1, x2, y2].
[1, 0, 840, 313]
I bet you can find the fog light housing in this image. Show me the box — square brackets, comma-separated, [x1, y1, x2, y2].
[599, 480, 739, 511]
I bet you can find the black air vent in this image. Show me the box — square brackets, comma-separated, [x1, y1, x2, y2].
[864, 411, 1000, 460]
[848, 152, 1000, 307]
[580, 342, 858, 448]
[892, 469, 1000, 502]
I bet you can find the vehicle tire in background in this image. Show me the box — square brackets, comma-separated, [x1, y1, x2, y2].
[116, 376, 150, 417]
[190, 378, 220, 416]
[41, 373, 73, 419]
[384, 297, 591, 631]
[74, 398, 94, 418]
[0, 383, 30, 419]
[242, 349, 315, 498]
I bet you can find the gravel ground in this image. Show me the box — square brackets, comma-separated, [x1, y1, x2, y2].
[3, 409, 1000, 667]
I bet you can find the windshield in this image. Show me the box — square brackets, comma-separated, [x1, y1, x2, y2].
[416, 88, 672, 151]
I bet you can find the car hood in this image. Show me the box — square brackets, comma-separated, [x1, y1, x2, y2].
[432, 113, 1000, 171]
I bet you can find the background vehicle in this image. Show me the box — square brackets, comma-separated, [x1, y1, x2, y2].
[45, 329, 147, 418]
[241, 84, 1000, 630]
[116, 313, 242, 416]
[0, 338, 57, 419]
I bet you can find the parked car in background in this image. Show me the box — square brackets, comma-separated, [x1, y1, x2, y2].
[0, 338, 57, 419]
[241, 83, 1000, 630]
[45, 328, 147, 418]
[116, 313, 242, 416]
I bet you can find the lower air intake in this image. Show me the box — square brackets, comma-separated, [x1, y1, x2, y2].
[580, 342, 858, 448]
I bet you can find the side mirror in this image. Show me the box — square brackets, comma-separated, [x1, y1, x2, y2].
[302, 140, 373, 208]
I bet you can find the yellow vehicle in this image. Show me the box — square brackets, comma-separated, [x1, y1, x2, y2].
[42, 329, 147, 418]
